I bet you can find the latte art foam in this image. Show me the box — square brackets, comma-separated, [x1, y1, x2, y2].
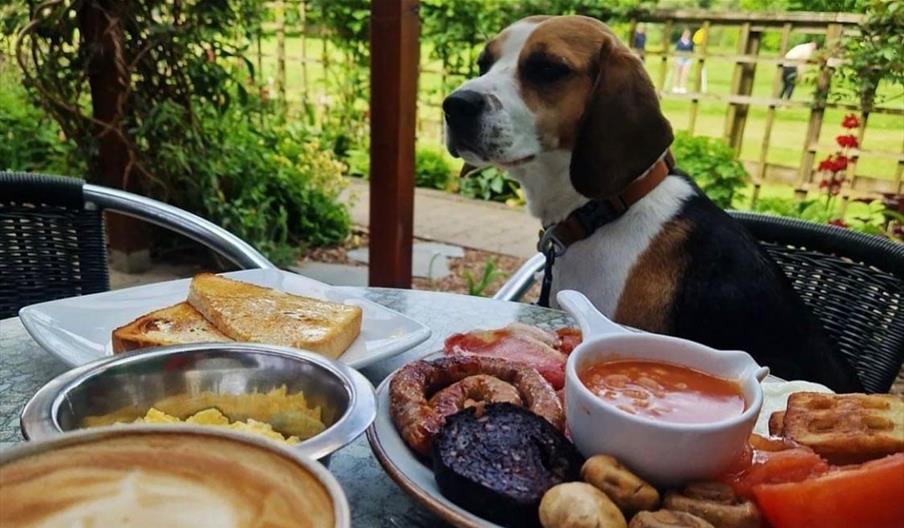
[0, 431, 336, 528]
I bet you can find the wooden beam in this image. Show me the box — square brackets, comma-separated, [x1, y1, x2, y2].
[724, 24, 761, 153]
[657, 19, 672, 92]
[688, 20, 710, 135]
[369, 0, 419, 288]
[755, 22, 793, 189]
[638, 9, 863, 26]
[797, 23, 843, 188]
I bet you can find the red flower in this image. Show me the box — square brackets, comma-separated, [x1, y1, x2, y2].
[818, 158, 835, 172]
[836, 134, 859, 149]
[828, 219, 849, 228]
[842, 114, 860, 129]
[819, 180, 829, 188]
[832, 155, 849, 173]
[819, 155, 849, 174]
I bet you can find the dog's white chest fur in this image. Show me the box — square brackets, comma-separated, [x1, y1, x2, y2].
[546, 178, 694, 317]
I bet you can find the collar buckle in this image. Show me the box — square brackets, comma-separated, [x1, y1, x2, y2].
[538, 226, 567, 257]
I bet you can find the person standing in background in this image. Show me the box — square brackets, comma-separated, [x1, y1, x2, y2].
[632, 24, 647, 60]
[672, 27, 694, 94]
[781, 41, 817, 99]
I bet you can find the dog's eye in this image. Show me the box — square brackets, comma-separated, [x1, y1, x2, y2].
[524, 57, 571, 84]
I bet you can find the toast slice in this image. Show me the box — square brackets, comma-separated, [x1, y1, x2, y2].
[781, 392, 904, 464]
[187, 273, 362, 359]
[769, 411, 785, 437]
[112, 302, 232, 353]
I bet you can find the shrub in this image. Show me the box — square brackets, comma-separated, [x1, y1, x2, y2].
[753, 197, 834, 223]
[671, 132, 748, 209]
[459, 167, 521, 203]
[415, 146, 454, 190]
[753, 196, 900, 240]
[344, 145, 370, 178]
[0, 68, 81, 175]
[168, 108, 351, 266]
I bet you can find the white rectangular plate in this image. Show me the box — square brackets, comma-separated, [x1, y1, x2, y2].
[19, 269, 431, 369]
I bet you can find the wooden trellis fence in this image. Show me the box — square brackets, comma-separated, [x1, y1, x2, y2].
[630, 10, 902, 202]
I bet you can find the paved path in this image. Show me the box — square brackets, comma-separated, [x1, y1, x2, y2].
[105, 179, 541, 289]
[341, 178, 540, 259]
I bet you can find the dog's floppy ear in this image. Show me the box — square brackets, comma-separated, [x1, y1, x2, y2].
[570, 34, 673, 199]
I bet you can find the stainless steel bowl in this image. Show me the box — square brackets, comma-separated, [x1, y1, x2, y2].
[21, 343, 376, 464]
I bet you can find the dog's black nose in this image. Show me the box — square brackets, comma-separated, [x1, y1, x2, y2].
[443, 90, 486, 132]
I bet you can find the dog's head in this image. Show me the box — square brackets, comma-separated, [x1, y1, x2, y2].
[443, 16, 672, 200]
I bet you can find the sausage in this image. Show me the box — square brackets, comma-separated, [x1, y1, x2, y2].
[429, 374, 523, 417]
[390, 355, 564, 456]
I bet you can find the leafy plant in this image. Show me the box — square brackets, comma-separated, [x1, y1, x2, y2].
[753, 196, 900, 241]
[415, 146, 453, 190]
[10, 0, 352, 264]
[753, 197, 835, 224]
[16, 0, 266, 196]
[344, 145, 370, 178]
[462, 259, 505, 297]
[459, 167, 521, 203]
[196, 109, 351, 265]
[0, 66, 81, 175]
[671, 132, 748, 209]
[834, 0, 904, 109]
[505, 186, 527, 209]
[845, 200, 892, 237]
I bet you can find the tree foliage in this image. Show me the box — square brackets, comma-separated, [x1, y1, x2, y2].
[835, 0, 904, 108]
[16, 0, 263, 196]
[12, 0, 350, 261]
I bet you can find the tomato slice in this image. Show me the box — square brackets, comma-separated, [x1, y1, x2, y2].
[722, 446, 829, 499]
[753, 453, 904, 528]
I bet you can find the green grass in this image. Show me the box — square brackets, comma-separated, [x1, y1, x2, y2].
[254, 33, 902, 187]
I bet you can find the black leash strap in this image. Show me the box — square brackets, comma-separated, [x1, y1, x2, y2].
[537, 228, 566, 308]
[535, 200, 627, 308]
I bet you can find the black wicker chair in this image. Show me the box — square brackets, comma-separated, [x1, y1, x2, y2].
[1, 171, 274, 320]
[496, 211, 904, 393]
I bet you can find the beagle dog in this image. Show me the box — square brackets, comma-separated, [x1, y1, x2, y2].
[442, 15, 862, 392]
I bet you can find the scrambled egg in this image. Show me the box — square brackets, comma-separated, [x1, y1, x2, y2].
[138, 407, 302, 445]
[83, 386, 326, 445]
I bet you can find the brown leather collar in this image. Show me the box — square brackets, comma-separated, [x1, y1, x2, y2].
[538, 155, 671, 257]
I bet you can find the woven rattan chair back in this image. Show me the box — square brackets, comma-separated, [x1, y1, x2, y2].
[1, 172, 110, 319]
[730, 212, 904, 393]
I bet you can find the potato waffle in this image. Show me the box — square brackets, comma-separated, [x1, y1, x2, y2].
[780, 392, 904, 464]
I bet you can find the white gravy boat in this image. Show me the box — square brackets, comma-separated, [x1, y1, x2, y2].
[558, 290, 769, 486]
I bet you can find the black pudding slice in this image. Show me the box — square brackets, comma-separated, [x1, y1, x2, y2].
[432, 403, 583, 528]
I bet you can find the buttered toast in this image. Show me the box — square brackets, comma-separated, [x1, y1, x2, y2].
[112, 302, 232, 353]
[780, 392, 904, 464]
[187, 273, 362, 359]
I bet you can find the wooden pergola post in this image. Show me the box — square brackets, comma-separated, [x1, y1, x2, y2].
[369, 0, 419, 288]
